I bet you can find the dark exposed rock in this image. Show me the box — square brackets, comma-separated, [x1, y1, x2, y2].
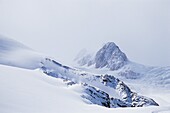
[99, 74, 159, 107]
[110, 98, 132, 108]
[40, 58, 159, 108]
[82, 84, 132, 108]
[95, 42, 127, 70]
[82, 85, 110, 108]
[131, 93, 159, 107]
[75, 42, 128, 71]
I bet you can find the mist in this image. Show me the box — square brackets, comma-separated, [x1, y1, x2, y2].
[0, 0, 170, 66]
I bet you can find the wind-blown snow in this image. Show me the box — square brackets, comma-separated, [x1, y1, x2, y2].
[0, 35, 45, 69]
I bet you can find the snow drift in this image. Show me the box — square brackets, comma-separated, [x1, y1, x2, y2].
[0, 35, 44, 69]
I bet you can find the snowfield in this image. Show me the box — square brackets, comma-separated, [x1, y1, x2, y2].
[0, 65, 170, 113]
[0, 36, 170, 113]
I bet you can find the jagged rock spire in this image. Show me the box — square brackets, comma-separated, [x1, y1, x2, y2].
[75, 42, 128, 70]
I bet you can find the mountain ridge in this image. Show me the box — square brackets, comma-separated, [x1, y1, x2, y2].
[75, 42, 170, 88]
[0, 36, 160, 109]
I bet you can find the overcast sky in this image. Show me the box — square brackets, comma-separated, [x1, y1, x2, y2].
[0, 0, 170, 66]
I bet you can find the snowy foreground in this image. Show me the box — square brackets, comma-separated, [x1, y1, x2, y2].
[0, 65, 170, 113]
[0, 36, 170, 113]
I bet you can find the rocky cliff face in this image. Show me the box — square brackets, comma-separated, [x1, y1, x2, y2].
[75, 42, 128, 71]
[95, 42, 128, 70]
[82, 84, 132, 108]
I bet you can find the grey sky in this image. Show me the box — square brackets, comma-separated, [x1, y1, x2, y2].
[0, 0, 170, 66]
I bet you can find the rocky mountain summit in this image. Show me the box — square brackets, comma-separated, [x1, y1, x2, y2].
[76, 42, 128, 71]
[95, 42, 128, 70]
[75, 42, 170, 88]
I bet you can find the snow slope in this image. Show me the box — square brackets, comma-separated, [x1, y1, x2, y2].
[40, 58, 159, 107]
[0, 65, 83, 113]
[1, 65, 170, 113]
[0, 35, 44, 69]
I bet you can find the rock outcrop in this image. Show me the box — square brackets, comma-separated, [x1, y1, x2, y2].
[40, 58, 159, 108]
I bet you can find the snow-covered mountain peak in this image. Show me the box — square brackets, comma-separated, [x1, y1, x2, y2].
[101, 42, 118, 50]
[74, 41, 170, 88]
[75, 42, 128, 71]
[95, 42, 128, 70]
